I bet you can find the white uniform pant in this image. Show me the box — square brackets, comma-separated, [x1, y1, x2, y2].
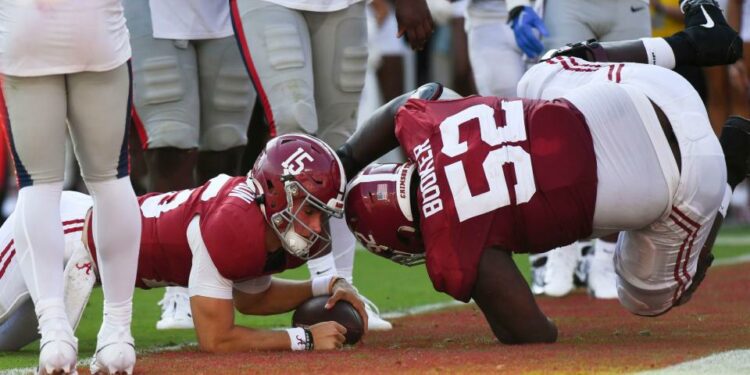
[543, 0, 652, 51]
[1, 64, 131, 186]
[124, 0, 256, 152]
[520, 59, 727, 315]
[230, 0, 368, 148]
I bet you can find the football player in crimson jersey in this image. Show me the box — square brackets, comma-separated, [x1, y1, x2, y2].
[0, 134, 368, 355]
[339, 0, 746, 344]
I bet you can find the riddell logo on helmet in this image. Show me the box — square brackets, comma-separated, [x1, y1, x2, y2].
[282, 147, 314, 175]
[412, 139, 443, 218]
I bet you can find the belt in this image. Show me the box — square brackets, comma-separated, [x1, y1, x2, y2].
[651, 100, 681, 172]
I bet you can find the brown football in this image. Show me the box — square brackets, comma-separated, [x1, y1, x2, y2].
[291, 296, 364, 345]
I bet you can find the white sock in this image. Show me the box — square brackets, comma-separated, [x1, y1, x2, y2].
[14, 183, 66, 308]
[100, 298, 133, 335]
[307, 252, 338, 278]
[164, 286, 189, 297]
[87, 178, 141, 305]
[594, 239, 617, 257]
[330, 217, 355, 284]
[35, 298, 71, 335]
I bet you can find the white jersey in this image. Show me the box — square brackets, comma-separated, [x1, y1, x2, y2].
[149, 0, 233, 40]
[262, 0, 364, 12]
[0, 0, 130, 76]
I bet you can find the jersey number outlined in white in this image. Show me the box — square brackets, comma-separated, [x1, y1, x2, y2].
[439, 101, 537, 222]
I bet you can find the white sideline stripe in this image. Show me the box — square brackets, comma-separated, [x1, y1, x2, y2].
[381, 300, 467, 319]
[715, 236, 750, 246]
[4, 344, 194, 375]
[636, 349, 750, 375]
[714, 253, 750, 266]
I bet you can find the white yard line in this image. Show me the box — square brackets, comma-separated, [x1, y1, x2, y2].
[636, 349, 750, 374]
[381, 300, 467, 320]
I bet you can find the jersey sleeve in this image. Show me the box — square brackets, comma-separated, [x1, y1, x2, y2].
[199, 196, 268, 281]
[187, 217, 234, 300]
[233, 275, 272, 295]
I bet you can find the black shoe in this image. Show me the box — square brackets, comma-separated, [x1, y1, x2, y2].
[720, 115, 750, 190]
[678, 0, 743, 66]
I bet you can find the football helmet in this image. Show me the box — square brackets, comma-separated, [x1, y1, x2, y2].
[345, 162, 425, 266]
[252, 134, 346, 259]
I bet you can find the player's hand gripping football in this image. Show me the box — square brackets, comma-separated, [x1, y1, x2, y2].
[308, 321, 348, 350]
[325, 279, 369, 335]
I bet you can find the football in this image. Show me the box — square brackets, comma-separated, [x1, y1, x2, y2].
[292, 296, 365, 345]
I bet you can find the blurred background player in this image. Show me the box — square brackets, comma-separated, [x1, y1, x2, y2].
[465, 0, 547, 97]
[531, 0, 655, 301]
[123, 0, 257, 331]
[230, 0, 434, 331]
[0, 1, 141, 373]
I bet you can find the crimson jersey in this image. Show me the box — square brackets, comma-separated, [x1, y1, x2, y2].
[395, 96, 597, 301]
[86, 174, 304, 289]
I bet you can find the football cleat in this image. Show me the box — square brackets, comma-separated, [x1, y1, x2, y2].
[529, 243, 578, 297]
[586, 240, 618, 299]
[155, 289, 194, 330]
[38, 327, 78, 375]
[360, 294, 393, 331]
[573, 242, 593, 288]
[90, 325, 135, 375]
[679, 0, 742, 66]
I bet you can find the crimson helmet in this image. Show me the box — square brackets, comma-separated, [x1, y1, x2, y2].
[345, 162, 425, 266]
[251, 134, 346, 259]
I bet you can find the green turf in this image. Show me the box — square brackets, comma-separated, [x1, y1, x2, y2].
[0, 227, 748, 370]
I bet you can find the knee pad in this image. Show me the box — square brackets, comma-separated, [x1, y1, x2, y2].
[336, 45, 368, 93]
[210, 59, 256, 114]
[137, 56, 186, 106]
[265, 24, 306, 70]
[272, 89, 318, 135]
[201, 125, 248, 151]
[616, 277, 672, 317]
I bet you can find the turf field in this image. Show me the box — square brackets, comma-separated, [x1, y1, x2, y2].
[1, 227, 749, 372]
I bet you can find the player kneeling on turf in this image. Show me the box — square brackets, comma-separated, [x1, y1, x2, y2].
[0, 134, 367, 355]
[338, 0, 744, 344]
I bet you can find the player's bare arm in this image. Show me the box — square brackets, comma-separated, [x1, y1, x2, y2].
[472, 249, 557, 344]
[190, 294, 344, 352]
[544, 0, 742, 68]
[338, 83, 447, 179]
[232, 278, 368, 330]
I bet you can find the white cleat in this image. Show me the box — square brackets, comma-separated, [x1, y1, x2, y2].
[587, 240, 619, 299]
[529, 243, 579, 297]
[155, 290, 194, 330]
[90, 326, 135, 375]
[359, 295, 392, 331]
[38, 328, 78, 375]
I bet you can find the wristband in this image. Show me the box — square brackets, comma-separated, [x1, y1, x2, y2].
[311, 275, 336, 296]
[304, 328, 314, 351]
[286, 327, 308, 351]
[640, 37, 676, 69]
